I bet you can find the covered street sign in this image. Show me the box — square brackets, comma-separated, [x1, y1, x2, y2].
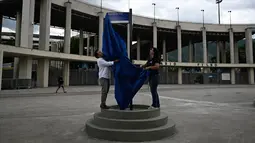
[216, 0, 223, 4]
[108, 12, 129, 24]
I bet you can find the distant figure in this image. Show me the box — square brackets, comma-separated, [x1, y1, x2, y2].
[142, 47, 161, 108]
[94, 50, 119, 109]
[56, 76, 66, 93]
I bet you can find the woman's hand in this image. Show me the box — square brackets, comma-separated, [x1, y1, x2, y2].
[145, 66, 151, 70]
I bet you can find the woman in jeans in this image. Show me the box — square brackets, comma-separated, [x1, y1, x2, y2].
[142, 47, 160, 108]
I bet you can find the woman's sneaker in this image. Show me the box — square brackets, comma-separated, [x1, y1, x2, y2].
[100, 104, 110, 109]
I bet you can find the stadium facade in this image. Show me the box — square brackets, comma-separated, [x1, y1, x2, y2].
[0, 0, 255, 90]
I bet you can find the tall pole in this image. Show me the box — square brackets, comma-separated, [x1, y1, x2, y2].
[201, 9, 204, 28]
[218, 3, 220, 24]
[129, 8, 133, 60]
[176, 7, 179, 25]
[100, 0, 103, 12]
[152, 3, 156, 23]
[128, 0, 130, 10]
[228, 10, 232, 28]
[216, 0, 222, 24]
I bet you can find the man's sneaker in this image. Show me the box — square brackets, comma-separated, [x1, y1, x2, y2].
[148, 106, 155, 109]
[148, 106, 160, 109]
[100, 104, 110, 109]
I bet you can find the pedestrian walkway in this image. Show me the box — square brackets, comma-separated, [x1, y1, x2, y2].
[0, 84, 253, 97]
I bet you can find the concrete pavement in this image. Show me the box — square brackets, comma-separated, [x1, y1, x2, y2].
[1, 85, 255, 143]
[0, 84, 254, 97]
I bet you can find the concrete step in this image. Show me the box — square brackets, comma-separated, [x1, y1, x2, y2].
[100, 104, 160, 119]
[92, 112, 168, 129]
[85, 119, 176, 142]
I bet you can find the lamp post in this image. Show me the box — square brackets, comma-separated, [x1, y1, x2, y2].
[201, 9, 204, 28]
[216, 0, 223, 24]
[228, 10, 232, 28]
[100, 0, 103, 12]
[152, 3, 156, 23]
[128, 0, 130, 10]
[176, 7, 179, 25]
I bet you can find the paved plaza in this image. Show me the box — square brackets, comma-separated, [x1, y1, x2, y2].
[1, 85, 255, 143]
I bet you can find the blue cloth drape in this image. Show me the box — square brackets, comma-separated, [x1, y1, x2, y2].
[102, 14, 149, 110]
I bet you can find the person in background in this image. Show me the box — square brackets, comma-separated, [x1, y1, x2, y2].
[56, 76, 67, 93]
[94, 50, 119, 109]
[142, 47, 161, 108]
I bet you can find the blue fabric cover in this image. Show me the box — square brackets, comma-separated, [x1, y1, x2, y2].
[102, 14, 149, 110]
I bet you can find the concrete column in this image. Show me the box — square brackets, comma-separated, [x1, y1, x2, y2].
[15, 12, 21, 47]
[64, 1, 71, 54]
[127, 24, 130, 58]
[20, 0, 34, 48]
[245, 29, 253, 64]
[63, 61, 69, 86]
[137, 35, 140, 60]
[177, 26, 182, 84]
[28, 0, 35, 49]
[79, 30, 84, 55]
[0, 15, 2, 43]
[13, 58, 19, 79]
[37, 59, 49, 87]
[94, 35, 98, 50]
[229, 29, 235, 64]
[13, 12, 22, 79]
[63, 1, 72, 86]
[234, 41, 239, 63]
[202, 27, 209, 73]
[202, 27, 207, 63]
[188, 40, 193, 62]
[18, 57, 32, 79]
[163, 39, 166, 62]
[216, 41, 220, 63]
[177, 26, 182, 62]
[37, 0, 51, 87]
[162, 38, 167, 83]
[245, 28, 254, 84]
[153, 22, 157, 48]
[229, 28, 235, 84]
[18, 0, 35, 80]
[87, 35, 90, 56]
[0, 50, 3, 90]
[98, 12, 104, 51]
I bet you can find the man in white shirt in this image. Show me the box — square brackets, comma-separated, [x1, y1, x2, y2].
[94, 50, 118, 109]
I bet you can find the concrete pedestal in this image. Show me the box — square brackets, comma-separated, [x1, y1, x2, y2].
[85, 104, 176, 142]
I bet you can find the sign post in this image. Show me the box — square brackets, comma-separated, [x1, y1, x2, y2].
[108, 10, 133, 110]
[129, 9, 133, 60]
[107, 10, 133, 60]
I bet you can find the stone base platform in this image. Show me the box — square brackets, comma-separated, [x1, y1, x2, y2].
[85, 105, 176, 142]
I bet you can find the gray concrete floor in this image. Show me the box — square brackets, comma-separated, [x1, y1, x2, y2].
[1, 85, 255, 143]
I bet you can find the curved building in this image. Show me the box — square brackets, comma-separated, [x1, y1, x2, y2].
[0, 0, 254, 90]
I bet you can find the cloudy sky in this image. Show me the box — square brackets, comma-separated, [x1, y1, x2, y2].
[84, 0, 255, 24]
[2, 0, 255, 36]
